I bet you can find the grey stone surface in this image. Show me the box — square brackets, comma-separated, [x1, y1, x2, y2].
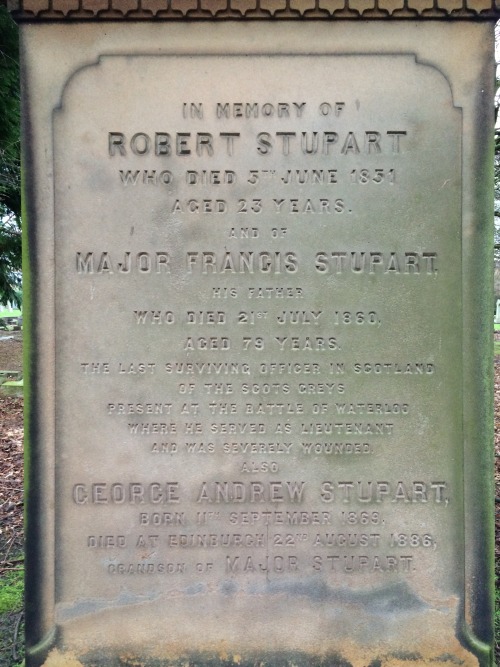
[18, 19, 495, 667]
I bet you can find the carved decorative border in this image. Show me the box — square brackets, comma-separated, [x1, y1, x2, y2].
[7, 0, 500, 20]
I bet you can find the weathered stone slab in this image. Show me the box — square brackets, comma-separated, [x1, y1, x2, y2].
[16, 15, 496, 667]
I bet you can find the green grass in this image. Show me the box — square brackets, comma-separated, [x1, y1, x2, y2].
[0, 563, 24, 667]
[0, 309, 21, 319]
[0, 567, 23, 614]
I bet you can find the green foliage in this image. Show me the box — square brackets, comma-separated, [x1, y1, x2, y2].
[0, 6, 21, 307]
[0, 215, 21, 307]
[0, 567, 23, 614]
[0, 7, 20, 216]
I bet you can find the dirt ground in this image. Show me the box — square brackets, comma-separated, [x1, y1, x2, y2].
[0, 336, 24, 666]
[0, 335, 499, 662]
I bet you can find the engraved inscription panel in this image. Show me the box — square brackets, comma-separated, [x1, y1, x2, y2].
[54, 55, 468, 663]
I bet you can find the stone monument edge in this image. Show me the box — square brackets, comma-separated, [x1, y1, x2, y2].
[10, 15, 498, 667]
[7, 0, 500, 21]
[19, 30, 58, 666]
[460, 38, 496, 661]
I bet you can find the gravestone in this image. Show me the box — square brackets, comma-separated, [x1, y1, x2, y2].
[10, 2, 497, 666]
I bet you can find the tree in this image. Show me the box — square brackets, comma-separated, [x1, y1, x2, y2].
[0, 5, 21, 307]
